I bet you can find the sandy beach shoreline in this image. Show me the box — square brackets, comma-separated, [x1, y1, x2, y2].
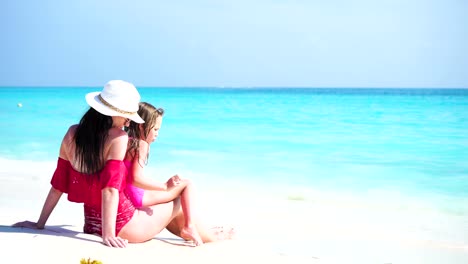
[1, 158, 467, 263]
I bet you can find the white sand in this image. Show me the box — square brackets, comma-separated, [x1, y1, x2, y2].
[0, 158, 467, 264]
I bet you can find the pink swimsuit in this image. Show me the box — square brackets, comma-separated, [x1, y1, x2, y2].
[50, 158, 136, 236]
[123, 160, 145, 208]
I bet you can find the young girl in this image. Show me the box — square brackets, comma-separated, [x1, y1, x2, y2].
[124, 102, 203, 246]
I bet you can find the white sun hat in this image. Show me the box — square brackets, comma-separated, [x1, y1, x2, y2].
[85, 80, 145, 123]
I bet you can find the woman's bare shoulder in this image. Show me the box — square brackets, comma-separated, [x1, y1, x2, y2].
[60, 125, 79, 160]
[109, 127, 128, 137]
[106, 128, 129, 160]
[65, 124, 78, 136]
[61, 125, 79, 144]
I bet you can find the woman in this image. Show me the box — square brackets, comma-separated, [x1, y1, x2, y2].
[12, 80, 225, 247]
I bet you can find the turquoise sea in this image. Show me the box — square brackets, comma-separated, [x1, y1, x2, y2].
[1, 87, 468, 215]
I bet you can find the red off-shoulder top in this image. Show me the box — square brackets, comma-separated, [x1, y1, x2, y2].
[50, 158, 135, 235]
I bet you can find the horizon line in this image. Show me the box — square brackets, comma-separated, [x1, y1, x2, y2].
[1, 85, 467, 89]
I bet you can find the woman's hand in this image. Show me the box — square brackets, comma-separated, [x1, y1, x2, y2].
[12, 221, 44, 229]
[102, 236, 128, 248]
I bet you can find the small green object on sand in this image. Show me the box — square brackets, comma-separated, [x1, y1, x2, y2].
[80, 258, 103, 264]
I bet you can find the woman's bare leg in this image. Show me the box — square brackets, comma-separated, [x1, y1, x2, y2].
[120, 193, 234, 245]
[118, 198, 181, 243]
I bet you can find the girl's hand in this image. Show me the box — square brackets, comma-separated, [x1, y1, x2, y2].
[166, 174, 181, 189]
[102, 236, 128, 248]
[12, 220, 44, 229]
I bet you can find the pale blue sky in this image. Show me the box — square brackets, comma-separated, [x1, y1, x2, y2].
[1, 0, 467, 88]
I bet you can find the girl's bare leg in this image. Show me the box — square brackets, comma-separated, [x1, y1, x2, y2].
[142, 184, 187, 205]
[142, 179, 203, 246]
[177, 180, 203, 246]
[165, 207, 235, 243]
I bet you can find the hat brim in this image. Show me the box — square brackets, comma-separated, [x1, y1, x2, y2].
[85, 92, 145, 124]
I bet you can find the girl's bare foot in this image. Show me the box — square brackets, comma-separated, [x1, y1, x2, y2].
[210, 226, 235, 240]
[180, 225, 203, 246]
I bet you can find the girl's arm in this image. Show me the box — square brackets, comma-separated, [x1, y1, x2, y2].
[131, 164, 168, 191]
[130, 140, 168, 191]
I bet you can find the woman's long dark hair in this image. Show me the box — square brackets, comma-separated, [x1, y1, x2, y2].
[74, 107, 113, 175]
[126, 102, 164, 165]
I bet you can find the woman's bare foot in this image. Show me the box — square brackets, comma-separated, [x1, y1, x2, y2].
[180, 225, 203, 246]
[210, 226, 235, 240]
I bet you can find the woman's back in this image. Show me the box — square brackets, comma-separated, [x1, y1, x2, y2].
[60, 125, 129, 173]
[52, 124, 136, 235]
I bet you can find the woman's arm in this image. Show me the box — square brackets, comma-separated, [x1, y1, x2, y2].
[12, 187, 63, 229]
[101, 187, 126, 247]
[36, 187, 63, 228]
[12, 126, 73, 229]
[100, 129, 129, 248]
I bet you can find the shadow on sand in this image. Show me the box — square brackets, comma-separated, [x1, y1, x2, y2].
[0, 224, 193, 247]
[0, 224, 100, 244]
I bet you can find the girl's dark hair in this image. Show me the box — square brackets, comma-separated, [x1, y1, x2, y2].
[126, 102, 164, 164]
[74, 107, 113, 175]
